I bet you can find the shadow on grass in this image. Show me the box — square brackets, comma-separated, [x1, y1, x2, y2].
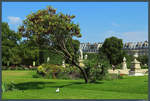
[14, 81, 104, 90]
[14, 81, 55, 90]
[51, 81, 104, 88]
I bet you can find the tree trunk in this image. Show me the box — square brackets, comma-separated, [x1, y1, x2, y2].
[72, 61, 88, 83]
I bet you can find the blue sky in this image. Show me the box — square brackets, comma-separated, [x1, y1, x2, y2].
[2, 2, 148, 43]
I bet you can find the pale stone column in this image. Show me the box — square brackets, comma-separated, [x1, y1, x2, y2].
[122, 57, 127, 70]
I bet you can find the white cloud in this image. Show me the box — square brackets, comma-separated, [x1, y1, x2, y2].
[7, 16, 21, 25]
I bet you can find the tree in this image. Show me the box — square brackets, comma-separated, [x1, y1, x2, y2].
[18, 41, 39, 66]
[137, 55, 148, 65]
[19, 6, 88, 83]
[100, 36, 125, 65]
[2, 22, 21, 66]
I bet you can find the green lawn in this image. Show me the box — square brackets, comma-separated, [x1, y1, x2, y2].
[2, 70, 148, 99]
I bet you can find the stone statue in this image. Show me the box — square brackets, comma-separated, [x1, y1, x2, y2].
[47, 57, 50, 62]
[84, 54, 88, 60]
[33, 61, 35, 67]
[62, 60, 65, 67]
[122, 57, 127, 70]
[79, 48, 83, 60]
[133, 53, 138, 58]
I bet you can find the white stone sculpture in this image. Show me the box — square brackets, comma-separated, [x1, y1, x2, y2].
[122, 57, 127, 70]
[33, 61, 35, 67]
[79, 48, 83, 60]
[62, 60, 65, 67]
[47, 57, 50, 62]
[84, 54, 88, 60]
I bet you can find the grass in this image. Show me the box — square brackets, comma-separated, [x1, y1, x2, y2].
[2, 70, 148, 99]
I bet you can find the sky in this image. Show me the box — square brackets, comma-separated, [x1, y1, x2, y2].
[2, 2, 148, 43]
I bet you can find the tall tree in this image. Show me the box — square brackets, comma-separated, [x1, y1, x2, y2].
[137, 55, 148, 65]
[100, 36, 125, 65]
[19, 6, 88, 83]
[2, 22, 21, 66]
[18, 41, 39, 66]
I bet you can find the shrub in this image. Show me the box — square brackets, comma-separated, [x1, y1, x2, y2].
[84, 58, 110, 83]
[115, 64, 122, 69]
[37, 64, 63, 79]
[36, 63, 81, 79]
[141, 65, 148, 69]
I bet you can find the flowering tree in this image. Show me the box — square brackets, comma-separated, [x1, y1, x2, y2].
[19, 6, 88, 83]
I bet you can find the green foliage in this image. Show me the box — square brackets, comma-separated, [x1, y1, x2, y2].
[83, 53, 99, 60]
[18, 41, 40, 65]
[43, 50, 63, 65]
[115, 63, 122, 69]
[100, 36, 125, 65]
[84, 56, 110, 83]
[18, 6, 88, 83]
[37, 64, 63, 78]
[125, 54, 134, 69]
[19, 6, 82, 60]
[2, 22, 21, 66]
[137, 55, 148, 65]
[141, 65, 148, 69]
[37, 63, 81, 79]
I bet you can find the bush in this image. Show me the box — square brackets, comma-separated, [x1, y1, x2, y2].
[141, 65, 148, 69]
[37, 64, 63, 79]
[137, 55, 148, 65]
[115, 63, 122, 69]
[84, 58, 110, 83]
[36, 63, 81, 79]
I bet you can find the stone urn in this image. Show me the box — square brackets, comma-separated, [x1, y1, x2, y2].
[129, 53, 143, 76]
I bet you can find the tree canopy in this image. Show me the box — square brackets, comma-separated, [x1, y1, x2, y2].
[2, 22, 21, 66]
[100, 36, 125, 65]
[18, 6, 88, 83]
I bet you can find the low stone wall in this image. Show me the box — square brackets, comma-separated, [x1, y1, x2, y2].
[108, 69, 148, 75]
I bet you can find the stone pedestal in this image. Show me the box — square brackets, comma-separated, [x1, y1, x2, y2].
[129, 59, 144, 76]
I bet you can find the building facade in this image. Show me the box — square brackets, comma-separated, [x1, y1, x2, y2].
[80, 41, 149, 56]
[80, 42, 103, 53]
[123, 41, 148, 56]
